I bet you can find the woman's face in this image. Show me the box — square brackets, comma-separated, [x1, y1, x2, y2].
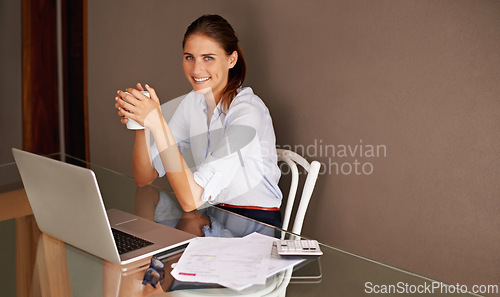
[183, 33, 237, 101]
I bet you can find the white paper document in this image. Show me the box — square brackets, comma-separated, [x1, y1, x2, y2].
[170, 232, 305, 291]
[170, 234, 273, 290]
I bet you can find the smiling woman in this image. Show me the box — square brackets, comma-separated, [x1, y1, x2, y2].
[114, 15, 283, 227]
[182, 15, 246, 112]
[182, 34, 238, 109]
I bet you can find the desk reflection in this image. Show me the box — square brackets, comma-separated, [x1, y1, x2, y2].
[32, 185, 287, 297]
[133, 186, 277, 239]
[30, 226, 292, 297]
[24, 174, 289, 297]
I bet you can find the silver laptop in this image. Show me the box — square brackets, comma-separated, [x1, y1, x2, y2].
[12, 148, 195, 265]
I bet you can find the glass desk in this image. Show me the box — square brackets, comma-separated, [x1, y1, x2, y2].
[0, 155, 483, 297]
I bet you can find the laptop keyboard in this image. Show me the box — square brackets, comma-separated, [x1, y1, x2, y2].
[111, 228, 154, 255]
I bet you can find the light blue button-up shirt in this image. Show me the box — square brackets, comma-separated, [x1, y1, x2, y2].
[150, 87, 282, 208]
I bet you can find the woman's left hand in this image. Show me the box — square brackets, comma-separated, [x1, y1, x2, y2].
[115, 84, 164, 130]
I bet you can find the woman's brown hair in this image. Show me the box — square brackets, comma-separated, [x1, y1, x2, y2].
[183, 15, 246, 111]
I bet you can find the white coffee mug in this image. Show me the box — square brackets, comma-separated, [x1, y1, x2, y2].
[124, 91, 150, 130]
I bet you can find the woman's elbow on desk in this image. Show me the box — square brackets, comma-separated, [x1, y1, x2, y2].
[176, 189, 206, 212]
[134, 180, 152, 188]
[178, 194, 207, 212]
[133, 171, 158, 187]
[178, 198, 200, 212]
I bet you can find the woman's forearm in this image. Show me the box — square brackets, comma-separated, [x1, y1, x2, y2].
[132, 129, 158, 187]
[150, 116, 205, 211]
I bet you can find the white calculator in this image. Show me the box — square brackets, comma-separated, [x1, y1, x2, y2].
[276, 240, 323, 256]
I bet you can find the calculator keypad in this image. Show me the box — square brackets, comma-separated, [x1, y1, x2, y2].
[276, 240, 323, 256]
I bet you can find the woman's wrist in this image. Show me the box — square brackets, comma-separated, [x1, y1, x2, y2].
[143, 107, 165, 132]
[148, 118, 167, 135]
[135, 129, 146, 136]
[149, 117, 175, 151]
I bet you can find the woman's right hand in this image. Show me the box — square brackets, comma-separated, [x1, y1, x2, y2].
[116, 83, 163, 131]
[114, 82, 146, 126]
[115, 96, 129, 126]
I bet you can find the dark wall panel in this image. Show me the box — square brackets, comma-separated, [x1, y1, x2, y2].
[22, 0, 59, 154]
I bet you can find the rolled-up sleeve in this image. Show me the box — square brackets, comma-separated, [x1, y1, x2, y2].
[193, 166, 223, 203]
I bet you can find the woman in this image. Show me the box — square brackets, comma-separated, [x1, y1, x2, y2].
[115, 15, 282, 227]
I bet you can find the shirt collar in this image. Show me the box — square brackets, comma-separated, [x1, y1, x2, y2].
[195, 92, 224, 117]
[195, 86, 253, 115]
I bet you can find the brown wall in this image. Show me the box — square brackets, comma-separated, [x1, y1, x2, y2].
[88, 0, 500, 291]
[0, 0, 22, 167]
[0, 0, 22, 295]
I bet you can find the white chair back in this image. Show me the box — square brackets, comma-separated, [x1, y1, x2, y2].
[277, 149, 321, 235]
